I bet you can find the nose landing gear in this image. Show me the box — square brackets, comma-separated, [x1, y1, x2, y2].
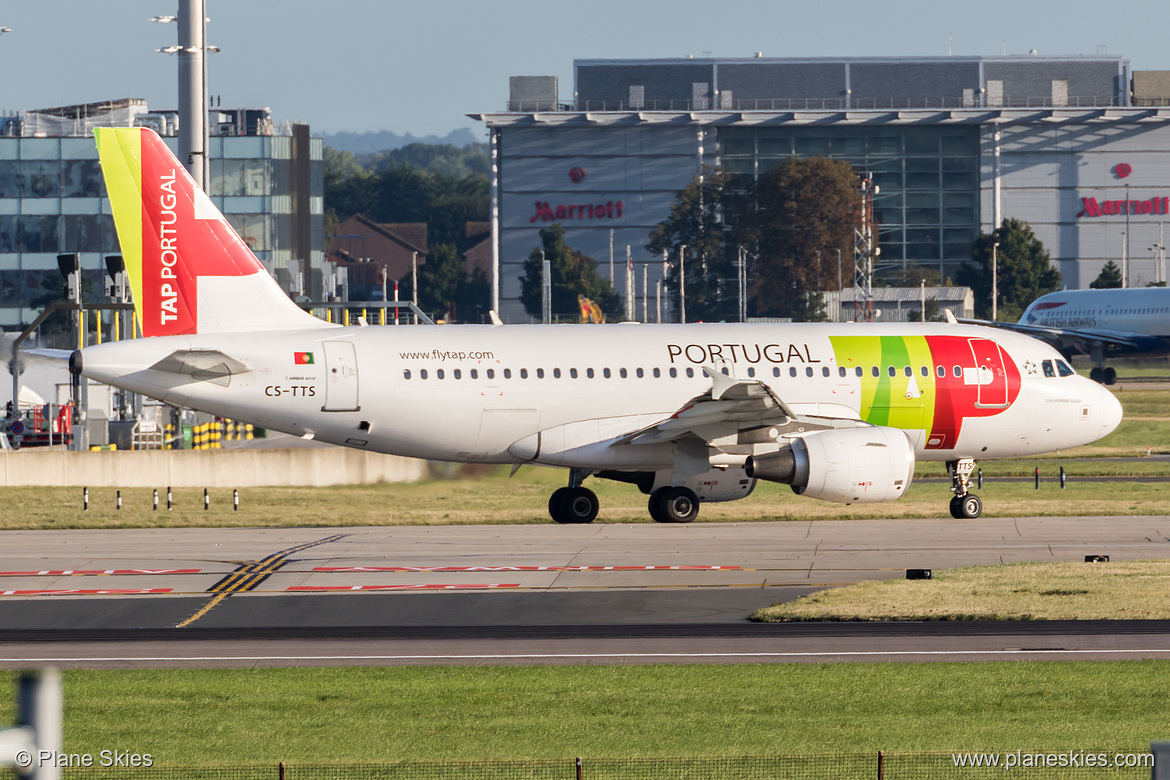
[947, 458, 982, 519]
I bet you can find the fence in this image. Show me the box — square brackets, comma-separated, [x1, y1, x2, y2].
[30, 752, 1155, 780]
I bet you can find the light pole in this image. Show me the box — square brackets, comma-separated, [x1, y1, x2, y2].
[152, 2, 218, 192]
[678, 244, 687, 324]
[991, 239, 999, 321]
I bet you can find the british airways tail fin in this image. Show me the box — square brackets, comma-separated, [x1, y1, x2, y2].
[95, 127, 324, 337]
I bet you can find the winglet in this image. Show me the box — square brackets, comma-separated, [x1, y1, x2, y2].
[944, 309, 958, 324]
[489, 310, 504, 326]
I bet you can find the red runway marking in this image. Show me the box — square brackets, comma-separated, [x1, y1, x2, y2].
[0, 588, 174, 596]
[0, 569, 202, 577]
[288, 584, 521, 591]
[313, 565, 741, 573]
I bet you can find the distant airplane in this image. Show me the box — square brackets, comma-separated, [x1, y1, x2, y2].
[972, 287, 1170, 385]
[73, 128, 1122, 523]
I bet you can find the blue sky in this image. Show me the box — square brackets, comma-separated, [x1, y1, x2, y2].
[2, 0, 1169, 139]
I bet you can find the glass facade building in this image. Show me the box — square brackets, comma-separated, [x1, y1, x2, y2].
[719, 125, 980, 274]
[0, 123, 323, 327]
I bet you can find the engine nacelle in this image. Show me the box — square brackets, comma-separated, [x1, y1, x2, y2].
[745, 426, 915, 504]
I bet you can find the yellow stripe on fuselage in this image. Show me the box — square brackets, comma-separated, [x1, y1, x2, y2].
[94, 128, 144, 334]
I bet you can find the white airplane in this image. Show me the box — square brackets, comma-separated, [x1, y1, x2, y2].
[73, 128, 1123, 522]
[983, 287, 1170, 385]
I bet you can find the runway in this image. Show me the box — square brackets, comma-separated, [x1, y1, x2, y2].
[1, 516, 1168, 667]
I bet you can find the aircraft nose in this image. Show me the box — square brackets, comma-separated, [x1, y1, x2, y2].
[1100, 384, 1123, 438]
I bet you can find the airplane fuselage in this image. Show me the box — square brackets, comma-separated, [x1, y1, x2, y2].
[79, 321, 1120, 470]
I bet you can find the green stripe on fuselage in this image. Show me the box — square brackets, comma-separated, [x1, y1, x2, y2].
[829, 336, 934, 432]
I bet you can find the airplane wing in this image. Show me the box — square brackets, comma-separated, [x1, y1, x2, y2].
[957, 318, 1144, 350]
[149, 349, 252, 385]
[616, 366, 857, 447]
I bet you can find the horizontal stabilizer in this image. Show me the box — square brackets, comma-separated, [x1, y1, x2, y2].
[150, 349, 252, 385]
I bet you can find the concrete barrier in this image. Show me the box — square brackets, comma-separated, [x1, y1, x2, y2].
[0, 448, 428, 487]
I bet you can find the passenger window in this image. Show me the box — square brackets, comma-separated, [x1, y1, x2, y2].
[774, 367, 781, 377]
[747, 367, 756, 377]
[686, 368, 694, 378]
[636, 368, 644, 378]
[537, 368, 544, 378]
[520, 369, 528, 379]
[855, 367, 863, 377]
[620, 368, 628, 378]
[487, 369, 495, 379]
[953, 366, 962, 377]
[653, 368, 661, 378]
[553, 368, 561, 378]
[420, 369, 428, 380]
[1042, 360, 1056, 378]
[669, 368, 678, 378]
[1056, 360, 1075, 377]
[871, 366, 879, 377]
[404, 369, 411, 380]
[471, 369, 478, 379]
[790, 367, 798, 378]
[502, 369, 510, 379]
[921, 366, 929, 377]
[437, 369, 445, 380]
[888, 366, 896, 377]
[570, 368, 578, 378]
[603, 368, 611, 378]
[587, 368, 595, 378]
[454, 369, 462, 380]
[936, 366, 945, 378]
[839, 366, 847, 377]
[904, 366, 912, 377]
[822, 367, 830, 377]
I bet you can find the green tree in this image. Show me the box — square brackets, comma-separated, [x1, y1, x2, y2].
[1090, 260, 1124, 289]
[520, 224, 620, 321]
[735, 157, 860, 322]
[398, 243, 490, 323]
[646, 168, 739, 322]
[957, 218, 1062, 321]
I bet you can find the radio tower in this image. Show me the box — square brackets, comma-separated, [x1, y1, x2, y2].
[853, 175, 877, 322]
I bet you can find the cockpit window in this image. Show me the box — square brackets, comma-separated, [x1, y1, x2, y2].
[1042, 360, 1056, 378]
[1056, 360, 1075, 377]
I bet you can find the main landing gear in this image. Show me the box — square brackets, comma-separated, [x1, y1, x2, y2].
[946, 458, 982, 519]
[1088, 366, 1117, 385]
[547, 469, 701, 524]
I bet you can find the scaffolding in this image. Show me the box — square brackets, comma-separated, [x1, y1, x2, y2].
[853, 175, 877, 322]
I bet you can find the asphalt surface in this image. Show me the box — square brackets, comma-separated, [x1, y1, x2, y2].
[2, 517, 1170, 666]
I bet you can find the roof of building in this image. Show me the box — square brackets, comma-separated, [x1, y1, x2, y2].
[826, 287, 973, 303]
[346, 214, 428, 255]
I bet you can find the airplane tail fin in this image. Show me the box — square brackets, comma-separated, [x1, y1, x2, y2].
[95, 127, 324, 337]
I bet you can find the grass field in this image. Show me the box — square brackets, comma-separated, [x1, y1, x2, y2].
[753, 560, 1170, 622]
[9, 471, 1170, 530]
[0, 664, 1165, 763]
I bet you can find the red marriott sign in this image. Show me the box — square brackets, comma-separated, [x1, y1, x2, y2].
[530, 200, 624, 223]
[1078, 196, 1170, 218]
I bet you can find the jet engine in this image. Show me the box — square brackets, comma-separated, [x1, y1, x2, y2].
[744, 426, 914, 504]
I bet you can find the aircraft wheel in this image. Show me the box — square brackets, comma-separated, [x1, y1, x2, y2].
[548, 487, 570, 523]
[648, 487, 669, 522]
[655, 486, 700, 523]
[1103, 366, 1117, 385]
[557, 486, 599, 524]
[1089, 367, 1104, 383]
[950, 494, 982, 519]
